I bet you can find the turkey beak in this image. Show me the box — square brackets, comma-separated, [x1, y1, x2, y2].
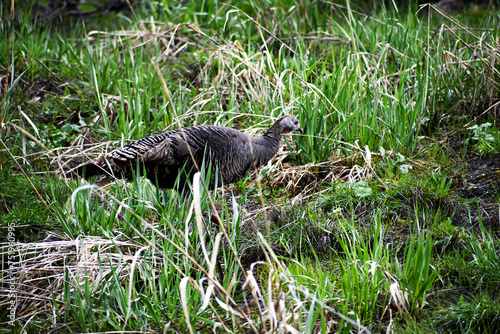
[298, 126, 304, 133]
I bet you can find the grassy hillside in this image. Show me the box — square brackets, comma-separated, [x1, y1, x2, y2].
[1, 1, 499, 333]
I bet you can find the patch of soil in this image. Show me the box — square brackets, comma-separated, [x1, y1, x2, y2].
[418, 101, 500, 231]
[452, 155, 500, 230]
[3, 0, 131, 27]
[0, 74, 64, 107]
[169, 62, 202, 88]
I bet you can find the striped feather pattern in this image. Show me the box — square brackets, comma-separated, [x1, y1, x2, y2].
[77, 115, 302, 190]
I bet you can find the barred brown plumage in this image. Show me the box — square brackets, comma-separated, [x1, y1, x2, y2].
[76, 115, 303, 190]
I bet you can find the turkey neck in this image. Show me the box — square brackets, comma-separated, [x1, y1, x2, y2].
[249, 123, 282, 165]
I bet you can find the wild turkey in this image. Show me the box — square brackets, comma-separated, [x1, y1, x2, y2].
[77, 115, 303, 190]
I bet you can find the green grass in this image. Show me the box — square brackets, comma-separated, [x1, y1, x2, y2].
[1, 0, 500, 333]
